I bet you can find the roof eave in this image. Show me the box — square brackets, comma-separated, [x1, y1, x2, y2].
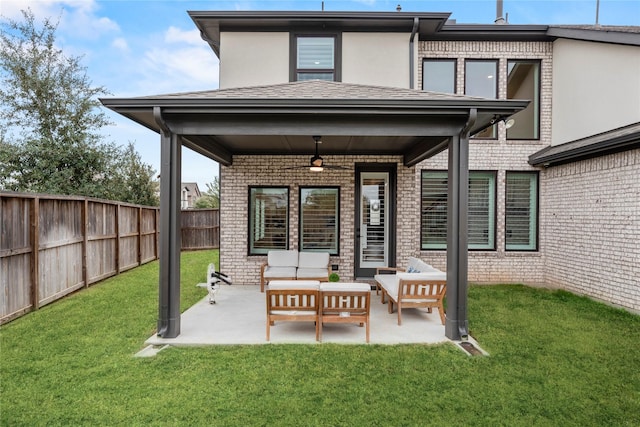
[189, 10, 453, 58]
[426, 24, 553, 42]
[529, 126, 640, 167]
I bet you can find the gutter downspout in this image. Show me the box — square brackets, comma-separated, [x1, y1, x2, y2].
[445, 108, 477, 341]
[154, 107, 182, 338]
[409, 17, 419, 89]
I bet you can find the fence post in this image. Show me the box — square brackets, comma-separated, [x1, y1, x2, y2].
[137, 206, 142, 266]
[82, 199, 88, 288]
[115, 203, 120, 274]
[30, 197, 40, 311]
[155, 208, 159, 260]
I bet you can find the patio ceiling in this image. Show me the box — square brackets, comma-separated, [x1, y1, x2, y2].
[101, 80, 529, 167]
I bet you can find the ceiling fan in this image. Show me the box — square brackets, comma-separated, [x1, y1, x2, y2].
[284, 136, 350, 172]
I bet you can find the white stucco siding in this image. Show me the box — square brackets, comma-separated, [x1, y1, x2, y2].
[552, 39, 640, 145]
[219, 32, 289, 89]
[342, 32, 414, 88]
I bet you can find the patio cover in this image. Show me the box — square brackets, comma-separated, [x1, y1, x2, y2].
[101, 80, 528, 341]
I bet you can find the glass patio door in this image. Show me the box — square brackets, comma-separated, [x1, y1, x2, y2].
[355, 171, 392, 277]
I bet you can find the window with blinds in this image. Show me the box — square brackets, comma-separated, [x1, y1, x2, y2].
[506, 172, 538, 251]
[249, 187, 288, 255]
[421, 171, 496, 250]
[299, 187, 339, 255]
[296, 36, 335, 81]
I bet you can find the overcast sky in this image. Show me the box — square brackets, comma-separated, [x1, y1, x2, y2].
[2, 0, 639, 190]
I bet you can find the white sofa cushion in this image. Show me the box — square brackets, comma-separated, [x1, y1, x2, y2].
[263, 266, 297, 279]
[373, 274, 399, 299]
[298, 252, 329, 269]
[375, 270, 445, 301]
[297, 268, 329, 279]
[269, 280, 320, 290]
[407, 257, 440, 273]
[396, 271, 446, 281]
[320, 282, 370, 292]
[267, 250, 299, 268]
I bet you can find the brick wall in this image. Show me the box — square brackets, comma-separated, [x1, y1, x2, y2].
[220, 155, 407, 286]
[217, 39, 639, 313]
[541, 149, 640, 311]
[416, 41, 552, 282]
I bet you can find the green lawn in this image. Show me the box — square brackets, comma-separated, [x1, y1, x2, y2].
[2, 250, 639, 426]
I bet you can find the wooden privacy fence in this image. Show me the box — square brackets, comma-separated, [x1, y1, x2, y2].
[0, 192, 219, 325]
[181, 208, 220, 250]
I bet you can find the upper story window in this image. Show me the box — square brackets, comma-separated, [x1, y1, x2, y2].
[294, 36, 337, 81]
[422, 59, 456, 93]
[466, 60, 498, 138]
[465, 60, 498, 98]
[507, 60, 540, 140]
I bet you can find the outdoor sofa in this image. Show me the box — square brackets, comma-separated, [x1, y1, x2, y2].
[260, 250, 330, 292]
[266, 280, 371, 342]
[374, 257, 447, 325]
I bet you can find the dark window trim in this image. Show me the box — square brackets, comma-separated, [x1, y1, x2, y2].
[470, 170, 497, 251]
[420, 169, 497, 251]
[298, 186, 340, 256]
[506, 59, 542, 141]
[247, 186, 290, 256]
[354, 163, 397, 274]
[463, 58, 499, 98]
[290, 32, 342, 82]
[505, 171, 540, 252]
[421, 58, 458, 93]
[465, 59, 499, 140]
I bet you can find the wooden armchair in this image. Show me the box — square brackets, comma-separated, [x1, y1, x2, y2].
[388, 278, 447, 325]
[319, 283, 371, 343]
[266, 282, 320, 341]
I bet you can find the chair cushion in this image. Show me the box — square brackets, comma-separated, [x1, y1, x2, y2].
[267, 250, 299, 267]
[396, 271, 446, 281]
[297, 268, 328, 279]
[320, 282, 370, 292]
[407, 257, 440, 273]
[263, 266, 297, 279]
[374, 274, 399, 299]
[298, 252, 329, 269]
[269, 280, 320, 290]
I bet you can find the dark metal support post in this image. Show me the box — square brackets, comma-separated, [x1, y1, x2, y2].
[156, 108, 182, 338]
[445, 110, 476, 341]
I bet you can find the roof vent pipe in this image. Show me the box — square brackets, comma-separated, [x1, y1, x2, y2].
[397, 4, 402, 12]
[495, 0, 506, 24]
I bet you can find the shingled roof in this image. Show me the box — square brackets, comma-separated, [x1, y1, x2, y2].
[529, 122, 640, 167]
[138, 80, 485, 102]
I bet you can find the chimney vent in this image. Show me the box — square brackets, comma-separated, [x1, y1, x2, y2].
[396, 4, 402, 12]
[495, 0, 506, 24]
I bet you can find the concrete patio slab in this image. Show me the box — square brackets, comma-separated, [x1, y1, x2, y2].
[145, 285, 449, 346]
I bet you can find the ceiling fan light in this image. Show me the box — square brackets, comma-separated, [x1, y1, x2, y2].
[309, 166, 324, 172]
[310, 155, 324, 167]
